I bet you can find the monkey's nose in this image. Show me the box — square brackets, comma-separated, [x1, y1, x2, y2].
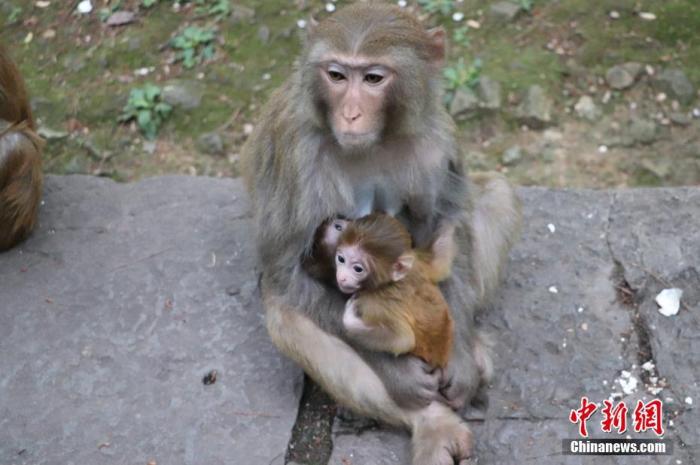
[342, 108, 361, 124]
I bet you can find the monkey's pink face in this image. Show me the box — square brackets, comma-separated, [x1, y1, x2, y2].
[322, 218, 348, 250]
[320, 60, 394, 150]
[335, 244, 369, 294]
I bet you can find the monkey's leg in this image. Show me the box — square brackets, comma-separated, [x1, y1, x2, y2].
[264, 295, 474, 465]
[265, 294, 411, 427]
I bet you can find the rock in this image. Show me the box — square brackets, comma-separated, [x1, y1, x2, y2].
[257, 25, 270, 44]
[1, 178, 699, 464]
[196, 131, 225, 155]
[229, 4, 255, 24]
[625, 117, 658, 145]
[654, 68, 696, 104]
[489, 1, 522, 22]
[477, 76, 502, 110]
[516, 85, 553, 129]
[106, 10, 135, 26]
[161, 80, 204, 110]
[501, 145, 523, 166]
[573, 95, 601, 121]
[449, 88, 479, 117]
[605, 63, 641, 90]
[670, 112, 692, 126]
[0, 176, 301, 465]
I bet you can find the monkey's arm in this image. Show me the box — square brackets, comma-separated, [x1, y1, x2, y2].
[342, 295, 416, 355]
[0, 121, 43, 251]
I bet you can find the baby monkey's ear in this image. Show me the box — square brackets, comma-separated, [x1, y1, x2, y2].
[391, 253, 415, 282]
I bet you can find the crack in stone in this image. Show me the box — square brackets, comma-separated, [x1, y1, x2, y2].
[603, 192, 694, 457]
[284, 376, 336, 465]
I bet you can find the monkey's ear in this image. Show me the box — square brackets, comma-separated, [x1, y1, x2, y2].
[392, 254, 415, 282]
[426, 27, 446, 67]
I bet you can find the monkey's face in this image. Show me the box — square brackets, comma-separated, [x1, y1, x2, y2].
[319, 59, 394, 150]
[322, 218, 348, 251]
[335, 244, 369, 294]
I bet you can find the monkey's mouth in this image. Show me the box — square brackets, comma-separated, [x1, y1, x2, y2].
[334, 130, 379, 149]
[338, 283, 360, 294]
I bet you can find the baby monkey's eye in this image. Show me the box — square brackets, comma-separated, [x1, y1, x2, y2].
[334, 222, 343, 231]
[353, 265, 364, 273]
[337, 254, 345, 264]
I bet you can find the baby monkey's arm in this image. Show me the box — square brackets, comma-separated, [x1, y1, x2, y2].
[342, 294, 416, 356]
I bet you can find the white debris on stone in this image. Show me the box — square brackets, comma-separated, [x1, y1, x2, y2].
[638, 11, 656, 20]
[641, 360, 655, 372]
[397, 0, 407, 7]
[684, 396, 693, 405]
[577, 307, 584, 313]
[452, 12, 464, 22]
[547, 223, 556, 233]
[618, 370, 638, 395]
[325, 3, 336, 12]
[598, 145, 609, 154]
[243, 124, 254, 135]
[548, 286, 558, 294]
[297, 19, 307, 29]
[609, 10, 620, 19]
[655, 288, 683, 316]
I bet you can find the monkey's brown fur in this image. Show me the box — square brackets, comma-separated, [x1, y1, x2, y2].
[0, 45, 43, 252]
[342, 214, 454, 368]
[241, 4, 522, 464]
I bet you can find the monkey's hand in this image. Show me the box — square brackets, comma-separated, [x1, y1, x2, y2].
[437, 343, 476, 411]
[364, 353, 441, 409]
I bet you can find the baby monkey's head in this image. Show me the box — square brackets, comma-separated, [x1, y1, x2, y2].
[335, 213, 414, 294]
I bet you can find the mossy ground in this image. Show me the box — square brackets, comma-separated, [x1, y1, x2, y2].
[1, 0, 698, 187]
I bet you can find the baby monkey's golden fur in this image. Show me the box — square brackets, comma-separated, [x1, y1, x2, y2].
[338, 214, 456, 368]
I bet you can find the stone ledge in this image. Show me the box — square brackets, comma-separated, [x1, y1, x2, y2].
[0, 176, 697, 465]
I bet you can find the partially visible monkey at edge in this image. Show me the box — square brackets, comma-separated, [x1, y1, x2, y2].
[241, 3, 522, 464]
[0, 44, 43, 252]
[305, 212, 455, 368]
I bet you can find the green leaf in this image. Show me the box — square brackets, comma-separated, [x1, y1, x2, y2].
[137, 110, 152, 127]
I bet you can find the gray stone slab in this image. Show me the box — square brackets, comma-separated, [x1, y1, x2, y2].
[2, 177, 698, 465]
[0, 175, 302, 465]
[608, 188, 700, 451]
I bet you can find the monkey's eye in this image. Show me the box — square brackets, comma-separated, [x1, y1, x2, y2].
[364, 73, 384, 85]
[328, 70, 346, 82]
[353, 265, 364, 274]
[334, 222, 343, 231]
[337, 254, 345, 264]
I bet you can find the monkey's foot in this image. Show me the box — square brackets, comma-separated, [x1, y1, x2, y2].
[411, 403, 473, 465]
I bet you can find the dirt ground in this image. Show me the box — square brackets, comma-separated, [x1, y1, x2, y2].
[1, 0, 699, 187]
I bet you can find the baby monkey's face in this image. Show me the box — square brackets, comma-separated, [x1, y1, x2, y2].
[335, 244, 369, 294]
[322, 218, 348, 250]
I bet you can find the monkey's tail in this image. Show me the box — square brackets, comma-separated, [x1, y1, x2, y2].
[469, 172, 523, 304]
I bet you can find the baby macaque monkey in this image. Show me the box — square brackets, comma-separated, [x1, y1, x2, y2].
[302, 217, 350, 287]
[307, 213, 456, 368]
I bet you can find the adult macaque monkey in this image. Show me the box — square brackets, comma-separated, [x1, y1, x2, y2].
[241, 3, 521, 464]
[0, 44, 43, 252]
